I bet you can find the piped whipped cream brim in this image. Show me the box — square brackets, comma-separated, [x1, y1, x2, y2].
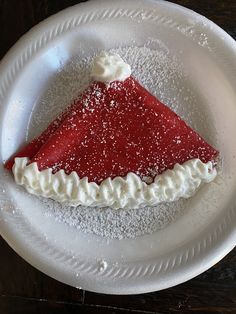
[12, 157, 217, 209]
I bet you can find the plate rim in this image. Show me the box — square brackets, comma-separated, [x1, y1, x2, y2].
[0, 0, 236, 294]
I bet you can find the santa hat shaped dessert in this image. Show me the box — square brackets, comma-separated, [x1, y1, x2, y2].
[5, 53, 218, 209]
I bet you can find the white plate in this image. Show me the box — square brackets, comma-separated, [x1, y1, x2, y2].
[0, 0, 236, 294]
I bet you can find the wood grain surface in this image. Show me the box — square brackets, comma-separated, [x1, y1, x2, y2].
[0, 1, 236, 313]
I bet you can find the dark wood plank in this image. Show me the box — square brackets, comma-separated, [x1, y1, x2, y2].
[0, 0, 87, 59]
[0, 237, 84, 303]
[85, 249, 236, 313]
[0, 0, 236, 313]
[0, 295, 159, 314]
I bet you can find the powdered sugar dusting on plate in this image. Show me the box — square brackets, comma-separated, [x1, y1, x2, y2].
[42, 197, 187, 240]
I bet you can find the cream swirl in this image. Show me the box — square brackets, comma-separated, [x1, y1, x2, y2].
[13, 158, 217, 209]
[91, 52, 131, 83]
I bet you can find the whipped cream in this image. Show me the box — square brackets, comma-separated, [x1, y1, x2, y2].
[13, 157, 217, 209]
[91, 52, 131, 83]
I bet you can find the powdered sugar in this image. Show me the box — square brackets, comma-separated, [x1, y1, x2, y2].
[42, 197, 186, 239]
[26, 42, 217, 239]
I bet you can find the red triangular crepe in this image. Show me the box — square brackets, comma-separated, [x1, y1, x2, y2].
[5, 77, 218, 184]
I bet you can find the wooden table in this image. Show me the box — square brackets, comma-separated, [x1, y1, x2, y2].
[0, 1, 235, 313]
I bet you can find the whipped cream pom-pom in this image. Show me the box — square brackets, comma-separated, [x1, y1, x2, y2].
[91, 52, 131, 83]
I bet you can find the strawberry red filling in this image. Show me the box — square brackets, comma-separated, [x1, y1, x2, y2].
[5, 77, 218, 183]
